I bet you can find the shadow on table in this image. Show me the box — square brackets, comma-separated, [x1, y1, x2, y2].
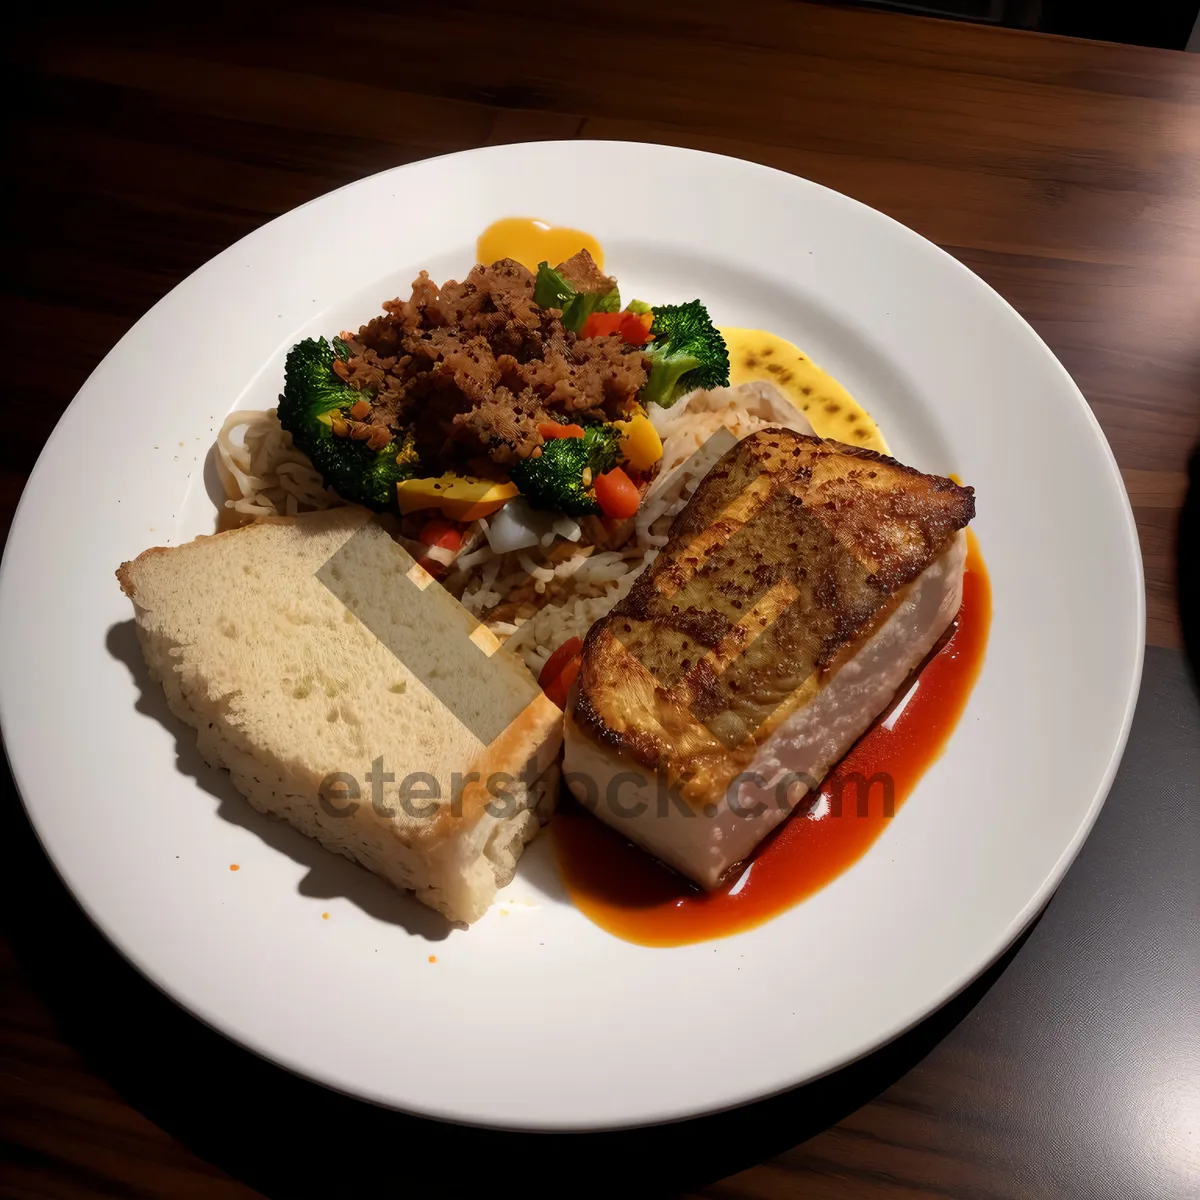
[0, 758, 1032, 1199]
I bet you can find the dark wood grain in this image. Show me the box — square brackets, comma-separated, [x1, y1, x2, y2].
[3, 2, 1198, 1197]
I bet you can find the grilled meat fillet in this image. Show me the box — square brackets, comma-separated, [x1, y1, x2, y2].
[563, 428, 975, 889]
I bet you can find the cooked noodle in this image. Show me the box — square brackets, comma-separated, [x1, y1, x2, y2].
[216, 409, 340, 520]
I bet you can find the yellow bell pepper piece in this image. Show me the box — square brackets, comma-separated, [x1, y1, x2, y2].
[396, 474, 519, 521]
[615, 413, 663, 471]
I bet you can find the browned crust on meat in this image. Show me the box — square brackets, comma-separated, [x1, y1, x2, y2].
[570, 429, 974, 802]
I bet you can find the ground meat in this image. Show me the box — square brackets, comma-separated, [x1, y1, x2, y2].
[340, 254, 647, 467]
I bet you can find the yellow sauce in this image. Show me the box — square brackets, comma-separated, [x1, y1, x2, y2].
[720, 328, 889, 453]
[477, 218, 605, 273]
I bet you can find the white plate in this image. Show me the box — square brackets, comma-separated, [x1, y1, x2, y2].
[0, 142, 1143, 1130]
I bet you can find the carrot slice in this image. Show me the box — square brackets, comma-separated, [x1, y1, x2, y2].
[594, 467, 640, 519]
[538, 421, 585, 440]
[539, 637, 584, 690]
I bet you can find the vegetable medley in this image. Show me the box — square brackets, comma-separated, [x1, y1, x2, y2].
[277, 251, 729, 567]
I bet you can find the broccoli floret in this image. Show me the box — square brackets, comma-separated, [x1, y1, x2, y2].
[276, 337, 420, 510]
[640, 301, 730, 409]
[532, 262, 620, 333]
[508, 423, 622, 516]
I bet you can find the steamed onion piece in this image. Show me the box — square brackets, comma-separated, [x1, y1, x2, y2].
[484, 497, 582, 555]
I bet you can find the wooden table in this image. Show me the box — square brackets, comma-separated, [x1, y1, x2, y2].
[3, 3, 1198, 1197]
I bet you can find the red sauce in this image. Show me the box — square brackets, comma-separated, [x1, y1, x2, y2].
[552, 532, 992, 947]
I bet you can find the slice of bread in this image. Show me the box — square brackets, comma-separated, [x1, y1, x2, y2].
[117, 506, 562, 924]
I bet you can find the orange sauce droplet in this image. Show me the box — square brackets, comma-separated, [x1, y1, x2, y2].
[477, 218, 604, 273]
[553, 532, 992, 947]
[229, 863, 240, 872]
[428, 955, 438, 964]
[321, 912, 330, 920]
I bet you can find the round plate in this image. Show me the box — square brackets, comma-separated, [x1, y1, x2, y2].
[0, 142, 1143, 1130]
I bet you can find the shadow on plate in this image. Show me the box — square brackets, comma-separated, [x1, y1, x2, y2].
[1, 737, 1033, 1197]
[105, 618, 453, 941]
[203, 437, 230, 521]
[1179, 443, 1200, 688]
